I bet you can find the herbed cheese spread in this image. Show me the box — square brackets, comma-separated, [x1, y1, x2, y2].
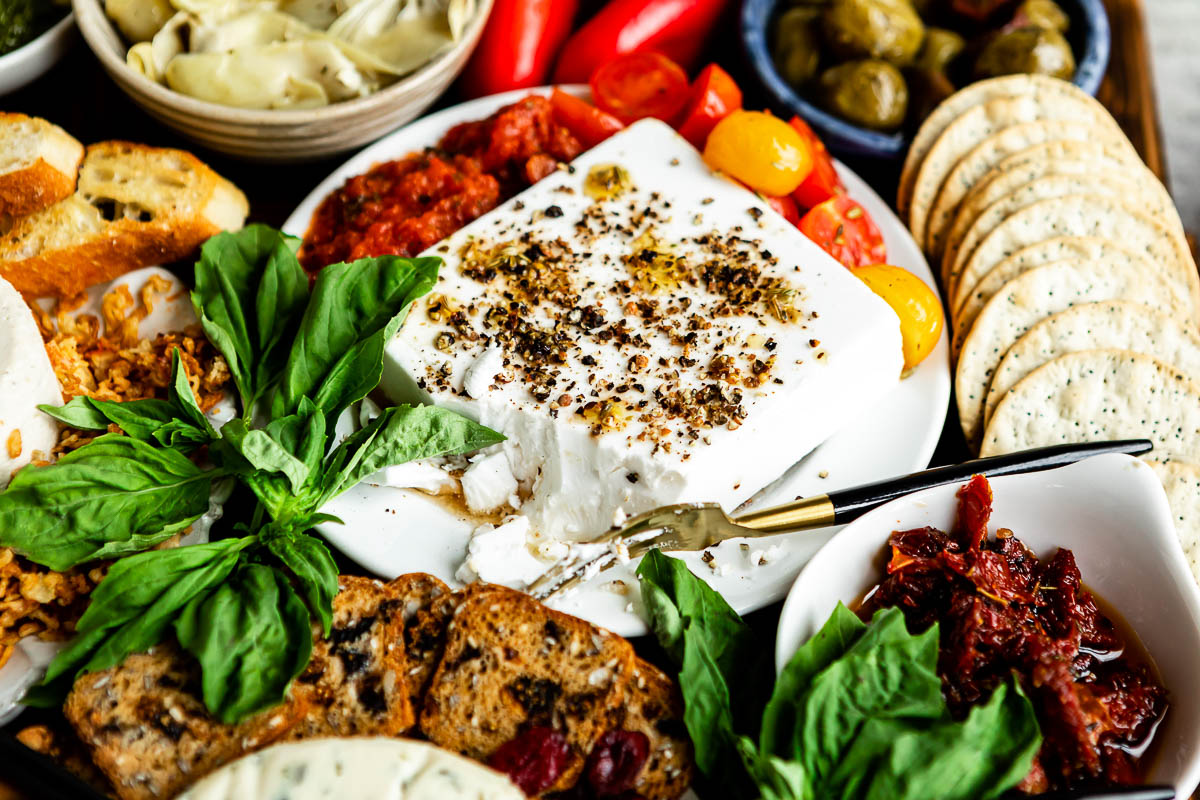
[382, 119, 902, 562]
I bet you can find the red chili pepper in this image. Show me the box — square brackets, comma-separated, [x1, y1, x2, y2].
[550, 89, 625, 147]
[675, 63, 742, 148]
[551, 0, 730, 85]
[459, 0, 579, 98]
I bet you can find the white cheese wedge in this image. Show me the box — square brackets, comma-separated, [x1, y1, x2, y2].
[0, 275, 61, 487]
[175, 737, 524, 800]
[382, 119, 902, 542]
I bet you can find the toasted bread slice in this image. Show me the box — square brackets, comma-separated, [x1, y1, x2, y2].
[0, 113, 83, 220]
[64, 642, 305, 800]
[0, 141, 248, 297]
[16, 719, 115, 797]
[619, 659, 694, 800]
[389, 572, 457, 714]
[285, 575, 416, 739]
[420, 583, 635, 794]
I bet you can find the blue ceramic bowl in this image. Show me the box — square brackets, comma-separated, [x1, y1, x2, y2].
[742, 0, 1111, 159]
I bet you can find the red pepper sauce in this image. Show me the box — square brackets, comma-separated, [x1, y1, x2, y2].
[859, 475, 1167, 794]
[300, 95, 584, 271]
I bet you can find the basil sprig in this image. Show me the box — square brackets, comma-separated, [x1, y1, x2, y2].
[2, 225, 503, 722]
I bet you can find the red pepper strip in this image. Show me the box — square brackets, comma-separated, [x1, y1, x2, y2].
[787, 116, 844, 211]
[459, 0, 579, 98]
[551, 0, 730, 84]
[549, 89, 625, 148]
[676, 63, 742, 148]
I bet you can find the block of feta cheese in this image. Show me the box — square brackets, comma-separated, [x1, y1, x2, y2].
[0, 274, 61, 487]
[175, 737, 524, 800]
[382, 119, 903, 542]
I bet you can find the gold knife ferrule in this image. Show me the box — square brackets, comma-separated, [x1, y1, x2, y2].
[732, 494, 836, 534]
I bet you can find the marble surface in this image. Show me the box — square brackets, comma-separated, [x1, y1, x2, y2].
[1145, 0, 1200, 233]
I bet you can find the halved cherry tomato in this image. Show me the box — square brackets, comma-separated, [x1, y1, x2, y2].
[764, 194, 800, 226]
[676, 63, 742, 148]
[854, 264, 944, 369]
[703, 110, 813, 196]
[787, 116, 844, 210]
[798, 196, 887, 268]
[589, 51, 690, 124]
[550, 89, 625, 148]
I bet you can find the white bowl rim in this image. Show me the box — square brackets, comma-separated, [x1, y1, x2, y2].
[0, 10, 76, 72]
[70, 0, 492, 124]
[773, 452, 1200, 795]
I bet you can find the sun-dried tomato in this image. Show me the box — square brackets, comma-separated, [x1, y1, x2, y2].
[488, 726, 571, 795]
[585, 730, 650, 796]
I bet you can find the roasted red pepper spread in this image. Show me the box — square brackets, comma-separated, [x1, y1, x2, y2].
[860, 475, 1167, 793]
[300, 95, 584, 270]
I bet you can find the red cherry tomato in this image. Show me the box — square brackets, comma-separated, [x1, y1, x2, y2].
[764, 194, 800, 226]
[550, 89, 625, 148]
[787, 116, 845, 210]
[799, 196, 887, 268]
[589, 51, 691, 124]
[675, 63, 742, 148]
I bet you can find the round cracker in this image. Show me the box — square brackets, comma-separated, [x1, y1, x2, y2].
[947, 173, 1167, 314]
[985, 301, 1200, 426]
[898, 74, 1115, 221]
[980, 350, 1200, 460]
[943, 149, 1157, 291]
[950, 238, 1159, 357]
[956, 259, 1184, 446]
[909, 93, 1130, 254]
[1146, 460, 1200, 583]
[956, 194, 1200, 320]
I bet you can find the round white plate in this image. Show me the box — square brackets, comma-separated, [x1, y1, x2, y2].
[774, 454, 1200, 797]
[0, 12, 76, 96]
[283, 86, 951, 637]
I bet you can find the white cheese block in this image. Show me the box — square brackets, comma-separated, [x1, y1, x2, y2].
[0, 275, 61, 487]
[383, 119, 903, 541]
[175, 737, 524, 800]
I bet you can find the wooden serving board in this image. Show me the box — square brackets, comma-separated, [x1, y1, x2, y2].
[1097, 0, 1168, 182]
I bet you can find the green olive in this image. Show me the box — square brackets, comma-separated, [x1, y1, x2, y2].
[975, 25, 1076, 80]
[821, 0, 926, 66]
[773, 7, 822, 86]
[913, 27, 964, 73]
[1017, 0, 1069, 31]
[819, 59, 909, 130]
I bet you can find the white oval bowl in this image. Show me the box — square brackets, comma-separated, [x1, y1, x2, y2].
[775, 453, 1200, 796]
[0, 12, 77, 96]
[70, 0, 492, 161]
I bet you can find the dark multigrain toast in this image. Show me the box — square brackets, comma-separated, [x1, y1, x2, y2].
[17, 719, 115, 797]
[420, 583, 636, 794]
[388, 572, 458, 713]
[63, 642, 305, 800]
[620, 658, 694, 800]
[286, 575, 415, 740]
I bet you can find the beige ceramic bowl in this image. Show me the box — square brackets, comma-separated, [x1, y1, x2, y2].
[71, 0, 493, 161]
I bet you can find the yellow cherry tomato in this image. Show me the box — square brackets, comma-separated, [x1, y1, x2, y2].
[703, 110, 814, 196]
[854, 264, 944, 370]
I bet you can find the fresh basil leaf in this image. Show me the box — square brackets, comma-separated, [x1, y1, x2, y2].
[175, 563, 313, 724]
[39, 396, 187, 444]
[218, 419, 310, 494]
[192, 226, 308, 413]
[761, 603, 865, 757]
[266, 531, 338, 636]
[318, 405, 504, 506]
[270, 256, 439, 425]
[0, 435, 218, 571]
[151, 419, 212, 450]
[167, 348, 216, 438]
[832, 680, 1041, 800]
[27, 538, 252, 705]
[737, 738, 809, 800]
[37, 397, 110, 431]
[265, 397, 327, 476]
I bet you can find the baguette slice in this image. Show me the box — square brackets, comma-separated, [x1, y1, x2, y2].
[420, 583, 636, 795]
[0, 141, 248, 297]
[619, 658, 694, 800]
[285, 575, 416, 739]
[64, 642, 307, 800]
[0, 113, 83, 219]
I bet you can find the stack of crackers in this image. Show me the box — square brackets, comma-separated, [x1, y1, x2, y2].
[897, 74, 1200, 579]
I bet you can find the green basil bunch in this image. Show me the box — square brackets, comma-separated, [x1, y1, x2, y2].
[1, 225, 503, 723]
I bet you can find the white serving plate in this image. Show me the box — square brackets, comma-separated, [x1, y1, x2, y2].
[775, 453, 1200, 797]
[0, 12, 76, 96]
[284, 86, 951, 637]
